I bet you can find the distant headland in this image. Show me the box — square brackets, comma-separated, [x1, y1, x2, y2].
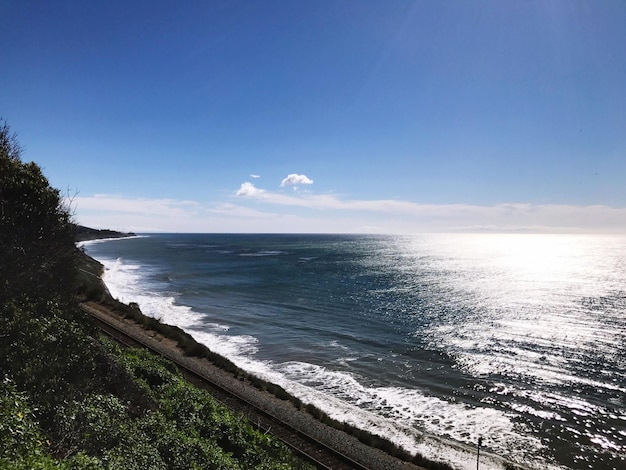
[74, 225, 136, 242]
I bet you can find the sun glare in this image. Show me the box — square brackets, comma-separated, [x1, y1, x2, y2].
[487, 234, 584, 281]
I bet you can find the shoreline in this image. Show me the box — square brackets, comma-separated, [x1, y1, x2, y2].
[81, 299, 429, 470]
[75, 239, 435, 468]
[76, 238, 525, 470]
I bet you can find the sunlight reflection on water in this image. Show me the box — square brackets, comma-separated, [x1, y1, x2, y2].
[392, 234, 625, 468]
[87, 233, 626, 469]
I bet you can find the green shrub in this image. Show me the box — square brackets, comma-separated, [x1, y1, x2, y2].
[0, 301, 98, 414]
[58, 394, 129, 455]
[0, 377, 42, 461]
[111, 345, 312, 469]
[140, 414, 239, 470]
[102, 437, 166, 470]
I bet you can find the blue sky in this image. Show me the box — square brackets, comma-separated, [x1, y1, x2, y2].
[2, 0, 625, 233]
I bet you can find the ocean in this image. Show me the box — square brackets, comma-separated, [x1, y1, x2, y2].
[82, 233, 625, 470]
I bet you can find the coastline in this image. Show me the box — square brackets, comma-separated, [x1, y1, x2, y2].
[76, 235, 529, 470]
[76, 239, 434, 469]
[80, 300, 429, 470]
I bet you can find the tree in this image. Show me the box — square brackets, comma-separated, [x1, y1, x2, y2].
[0, 120, 77, 304]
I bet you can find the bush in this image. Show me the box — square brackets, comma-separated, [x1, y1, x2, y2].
[0, 377, 42, 461]
[0, 301, 98, 413]
[109, 343, 312, 469]
[58, 394, 129, 456]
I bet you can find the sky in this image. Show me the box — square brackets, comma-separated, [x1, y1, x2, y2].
[2, 0, 625, 234]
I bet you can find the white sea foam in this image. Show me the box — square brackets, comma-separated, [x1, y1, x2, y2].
[272, 360, 567, 469]
[97, 255, 545, 469]
[77, 235, 145, 249]
[100, 257, 259, 358]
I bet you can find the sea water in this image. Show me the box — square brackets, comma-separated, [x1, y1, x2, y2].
[82, 233, 626, 470]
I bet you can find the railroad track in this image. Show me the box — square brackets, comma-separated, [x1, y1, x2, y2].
[84, 305, 371, 470]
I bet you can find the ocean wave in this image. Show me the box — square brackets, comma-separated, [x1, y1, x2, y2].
[85, 233, 626, 470]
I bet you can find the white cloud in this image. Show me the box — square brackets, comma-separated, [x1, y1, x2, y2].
[280, 173, 313, 187]
[250, 174, 260, 178]
[72, 194, 200, 217]
[228, 182, 626, 233]
[236, 182, 265, 197]
[70, 192, 626, 234]
[71, 194, 205, 232]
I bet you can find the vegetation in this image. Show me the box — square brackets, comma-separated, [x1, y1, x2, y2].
[0, 121, 76, 305]
[0, 120, 312, 469]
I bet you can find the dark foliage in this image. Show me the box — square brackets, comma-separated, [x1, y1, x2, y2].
[0, 120, 77, 305]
